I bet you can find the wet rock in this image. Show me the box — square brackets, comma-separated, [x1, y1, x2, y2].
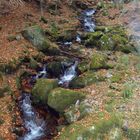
[64, 101, 93, 124]
[69, 71, 105, 89]
[47, 61, 62, 77]
[12, 127, 24, 136]
[90, 52, 108, 70]
[22, 25, 60, 55]
[47, 88, 85, 113]
[32, 78, 58, 105]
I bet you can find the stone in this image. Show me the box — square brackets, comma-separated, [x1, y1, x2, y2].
[47, 88, 85, 113]
[69, 71, 105, 89]
[47, 61, 62, 77]
[64, 101, 93, 123]
[22, 25, 60, 54]
[77, 60, 90, 73]
[32, 78, 58, 105]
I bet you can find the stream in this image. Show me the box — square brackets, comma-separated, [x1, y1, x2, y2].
[19, 93, 46, 140]
[19, 8, 95, 140]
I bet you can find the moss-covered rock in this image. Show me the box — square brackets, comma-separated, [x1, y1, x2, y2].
[47, 88, 85, 113]
[22, 25, 60, 55]
[77, 60, 90, 73]
[69, 71, 105, 89]
[58, 114, 123, 140]
[32, 78, 58, 105]
[64, 101, 93, 123]
[99, 34, 115, 50]
[85, 26, 136, 53]
[90, 52, 108, 70]
[85, 31, 103, 47]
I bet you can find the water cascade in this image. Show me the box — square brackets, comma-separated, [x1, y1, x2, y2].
[19, 93, 46, 140]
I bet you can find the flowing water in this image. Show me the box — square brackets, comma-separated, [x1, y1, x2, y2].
[20, 8, 96, 140]
[82, 9, 96, 32]
[35, 65, 47, 79]
[58, 61, 78, 86]
[19, 93, 46, 140]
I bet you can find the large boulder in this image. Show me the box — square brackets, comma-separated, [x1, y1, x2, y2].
[57, 114, 123, 140]
[32, 78, 58, 105]
[22, 25, 60, 54]
[47, 88, 85, 113]
[69, 71, 105, 89]
[85, 26, 136, 53]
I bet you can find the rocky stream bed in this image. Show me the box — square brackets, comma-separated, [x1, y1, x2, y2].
[0, 1, 140, 140]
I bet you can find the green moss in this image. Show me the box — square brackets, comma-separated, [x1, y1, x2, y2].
[85, 26, 135, 53]
[64, 102, 93, 123]
[99, 34, 115, 50]
[22, 25, 60, 54]
[85, 31, 103, 47]
[32, 78, 58, 105]
[124, 128, 140, 140]
[77, 60, 90, 73]
[110, 73, 122, 83]
[58, 114, 123, 140]
[48, 88, 85, 113]
[90, 52, 108, 70]
[122, 81, 137, 99]
[70, 71, 105, 89]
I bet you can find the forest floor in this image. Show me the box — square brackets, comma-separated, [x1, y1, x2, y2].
[0, 0, 140, 140]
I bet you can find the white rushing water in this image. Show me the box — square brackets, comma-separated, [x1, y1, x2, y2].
[82, 9, 96, 32]
[35, 65, 47, 79]
[19, 93, 45, 140]
[76, 34, 81, 43]
[58, 61, 78, 85]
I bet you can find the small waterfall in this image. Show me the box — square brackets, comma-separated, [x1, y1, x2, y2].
[76, 34, 81, 43]
[19, 93, 46, 140]
[82, 9, 96, 32]
[64, 41, 72, 47]
[58, 61, 78, 86]
[35, 65, 47, 79]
